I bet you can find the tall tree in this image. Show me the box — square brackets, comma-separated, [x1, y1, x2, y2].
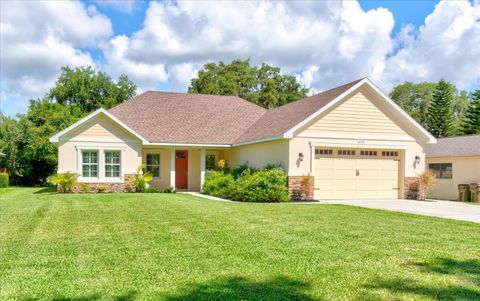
[189, 59, 309, 108]
[461, 90, 480, 135]
[0, 65, 137, 185]
[47, 66, 137, 113]
[389, 81, 436, 128]
[426, 80, 455, 138]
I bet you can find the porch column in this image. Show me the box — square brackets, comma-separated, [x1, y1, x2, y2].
[309, 142, 315, 175]
[200, 148, 206, 191]
[170, 148, 176, 188]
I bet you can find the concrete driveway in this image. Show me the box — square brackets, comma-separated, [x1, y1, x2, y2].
[317, 199, 480, 223]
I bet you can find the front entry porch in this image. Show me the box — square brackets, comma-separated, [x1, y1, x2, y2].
[142, 147, 227, 191]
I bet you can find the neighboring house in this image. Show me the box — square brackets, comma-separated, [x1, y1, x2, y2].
[426, 135, 480, 200]
[50, 78, 435, 199]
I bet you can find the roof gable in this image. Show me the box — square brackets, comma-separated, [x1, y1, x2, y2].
[298, 90, 411, 138]
[49, 109, 148, 143]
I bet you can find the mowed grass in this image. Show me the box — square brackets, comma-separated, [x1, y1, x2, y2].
[1, 188, 479, 301]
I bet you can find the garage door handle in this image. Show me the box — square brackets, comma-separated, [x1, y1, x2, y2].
[356, 170, 359, 176]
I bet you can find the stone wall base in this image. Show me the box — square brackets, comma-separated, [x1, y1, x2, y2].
[288, 176, 314, 200]
[404, 176, 419, 200]
[59, 174, 136, 193]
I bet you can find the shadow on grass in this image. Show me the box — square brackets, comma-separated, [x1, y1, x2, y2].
[359, 257, 480, 301]
[163, 276, 318, 301]
[33, 187, 57, 194]
[21, 290, 136, 301]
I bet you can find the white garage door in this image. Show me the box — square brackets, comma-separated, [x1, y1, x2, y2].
[314, 149, 399, 199]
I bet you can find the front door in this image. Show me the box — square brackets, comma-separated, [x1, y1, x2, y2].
[175, 150, 188, 189]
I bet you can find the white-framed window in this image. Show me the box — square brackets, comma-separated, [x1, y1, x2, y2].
[206, 154, 216, 170]
[82, 150, 98, 178]
[104, 150, 121, 178]
[429, 163, 452, 179]
[146, 153, 160, 177]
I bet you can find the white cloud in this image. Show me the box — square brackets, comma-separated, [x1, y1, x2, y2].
[102, 35, 169, 90]
[104, 0, 395, 93]
[2, 0, 479, 116]
[381, 1, 480, 91]
[0, 0, 112, 113]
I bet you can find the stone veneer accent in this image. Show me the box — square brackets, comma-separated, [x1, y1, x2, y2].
[288, 176, 314, 200]
[65, 174, 136, 193]
[404, 176, 419, 200]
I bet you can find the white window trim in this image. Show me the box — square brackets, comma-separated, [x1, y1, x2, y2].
[76, 146, 126, 183]
[145, 152, 161, 179]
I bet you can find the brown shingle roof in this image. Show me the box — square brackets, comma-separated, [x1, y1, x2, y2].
[109, 92, 266, 144]
[108, 78, 364, 145]
[233, 78, 364, 143]
[426, 135, 480, 157]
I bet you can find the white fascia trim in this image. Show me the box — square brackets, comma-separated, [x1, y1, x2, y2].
[49, 108, 148, 143]
[231, 135, 285, 147]
[144, 142, 231, 148]
[283, 78, 437, 144]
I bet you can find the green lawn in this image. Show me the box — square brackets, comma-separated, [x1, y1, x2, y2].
[1, 188, 479, 301]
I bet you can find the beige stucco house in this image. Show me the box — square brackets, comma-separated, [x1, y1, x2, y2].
[50, 78, 436, 199]
[426, 135, 480, 200]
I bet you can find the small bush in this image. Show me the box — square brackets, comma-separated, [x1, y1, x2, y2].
[0, 173, 9, 188]
[96, 185, 107, 193]
[133, 165, 153, 192]
[202, 171, 234, 197]
[79, 183, 91, 193]
[144, 187, 162, 193]
[163, 186, 176, 193]
[47, 172, 79, 193]
[230, 168, 289, 202]
[418, 170, 436, 200]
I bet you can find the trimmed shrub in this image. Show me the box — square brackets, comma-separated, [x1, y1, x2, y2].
[0, 173, 9, 188]
[230, 168, 289, 202]
[79, 183, 91, 193]
[96, 185, 107, 193]
[163, 186, 176, 193]
[202, 171, 234, 197]
[230, 162, 257, 179]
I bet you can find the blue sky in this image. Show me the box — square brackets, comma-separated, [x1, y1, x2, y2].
[1, 0, 479, 116]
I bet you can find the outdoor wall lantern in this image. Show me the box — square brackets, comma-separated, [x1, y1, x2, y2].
[299, 152, 304, 162]
[415, 155, 421, 165]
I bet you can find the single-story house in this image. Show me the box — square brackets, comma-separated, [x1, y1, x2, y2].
[426, 135, 480, 200]
[50, 78, 436, 199]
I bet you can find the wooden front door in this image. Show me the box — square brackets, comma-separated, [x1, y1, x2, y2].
[175, 150, 188, 189]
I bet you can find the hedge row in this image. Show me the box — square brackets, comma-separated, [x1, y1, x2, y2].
[202, 166, 289, 202]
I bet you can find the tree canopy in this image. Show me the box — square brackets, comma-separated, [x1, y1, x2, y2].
[389, 80, 471, 136]
[188, 59, 309, 109]
[48, 66, 136, 113]
[0, 66, 137, 185]
[461, 90, 480, 135]
[425, 80, 455, 138]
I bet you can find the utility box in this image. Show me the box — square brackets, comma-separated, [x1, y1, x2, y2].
[458, 184, 470, 202]
[469, 183, 480, 203]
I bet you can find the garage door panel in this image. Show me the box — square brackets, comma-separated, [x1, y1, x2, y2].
[314, 150, 399, 199]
